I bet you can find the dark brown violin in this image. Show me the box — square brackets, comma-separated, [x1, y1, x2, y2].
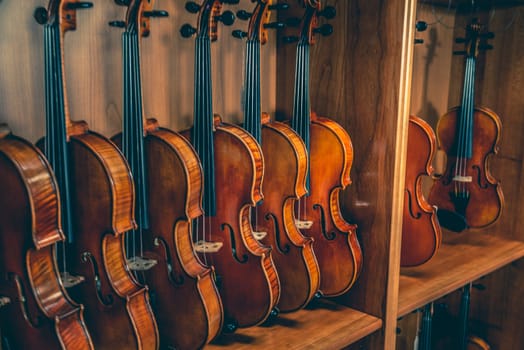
[288, 0, 363, 297]
[0, 128, 93, 349]
[111, 0, 224, 348]
[428, 19, 503, 231]
[35, 1, 158, 348]
[401, 116, 442, 267]
[180, 0, 280, 330]
[234, 0, 320, 312]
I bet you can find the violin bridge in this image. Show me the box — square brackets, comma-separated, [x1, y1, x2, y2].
[452, 175, 472, 183]
[194, 240, 223, 253]
[295, 219, 313, 229]
[253, 231, 267, 240]
[0, 296, 11, 308]
[127, 256, 158, 271]
[60, 272, 85, 288]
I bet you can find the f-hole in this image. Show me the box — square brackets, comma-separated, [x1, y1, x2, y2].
[405, 189, 422, 219]
[8, 273, 44, 328]
[265, 213, 290, 254]
[154, 237, 184, 286]
[81, 252, 114, 306]
[312, 204, 337, 240]
[221, 223, 248, 264]
[472, 165, 488, 189]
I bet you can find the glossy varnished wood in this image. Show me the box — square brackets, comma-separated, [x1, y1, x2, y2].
[398, 232, 524, 317]
[257, 120, 320, 312]
[208, 298, 382, 349]
[0, 134, 93, 350]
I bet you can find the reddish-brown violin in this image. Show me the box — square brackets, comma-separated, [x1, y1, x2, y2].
[235, 0, 320, 312]
[428, 19, 503, 231]
[35, 1, 158, 348]
[0, 127, 93, 349]
[401, 116, 442, 267]
[180, 0, 280, 330]
[111, 0, 224, 348]
[288, 0, 363, 297]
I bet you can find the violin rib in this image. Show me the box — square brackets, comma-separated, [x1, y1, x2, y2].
[0, 134, 93, 350]
[300, 114, 363, 297]
[63, 131, 159, 350]
[401, 116, 442, 267]
[257, 121, 320, 312]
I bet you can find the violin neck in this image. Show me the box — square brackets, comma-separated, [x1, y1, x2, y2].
[242, 39, 262, 144]
[122, 29, 149, 230]
[457, 56, 476, 159]
[192, 35, 216, 216]
[291, 41, 311, 190]
[43, 22, 74, 242]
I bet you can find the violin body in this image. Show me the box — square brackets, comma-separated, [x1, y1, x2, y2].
[114, 121, 224, 349]
[401, 116, 441, 267]
[189, 120, 280, 328]
[0, 133, 93, 350]
[257, 120, 320, 312]
[53, 128, 159, 350]
[298, 113, 363, 297]
[428, 106, 503, 229]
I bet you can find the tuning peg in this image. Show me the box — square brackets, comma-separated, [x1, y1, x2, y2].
[143, 10, 169, 18]
[481, 32, 495, 39]
[455, 37, 466, 44]
[109, 20, 126, 28]
[232, 30, 248, 39]
[115, 0, 131, 6]
[66, 2, 93, 10]
[453, 50, 467, 55]
[216, 11, 235, 26]
[185, 1, 200, 13]
[414, 38, 424, 44]
[479, 44, 493, 50]
[180, 24, 197, 38]
[286, 17, 301, 27]
[236, 10, 252, 20]
[415, 21, 427, 32]
[34, 7, 48, 25]
[282, 36, 299, 44]
[264, 22, 285, 29]
[268, 3, 289, 11]
[313, 24, 333, 36]
[318, 6, 336, 19]
[222, 0, 240, 4]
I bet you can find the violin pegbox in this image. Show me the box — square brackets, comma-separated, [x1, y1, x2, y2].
[454, 18, 494, 58]
[112, 0, 168, 36]
[281, 0, 335, 45]
[34, 0, 93, 33]
[180, 0, 237, 41]
[233, 0, 288, 44]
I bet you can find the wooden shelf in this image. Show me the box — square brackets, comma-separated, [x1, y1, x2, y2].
[206, 299, 382, 349]
[398, 232, 524, 317]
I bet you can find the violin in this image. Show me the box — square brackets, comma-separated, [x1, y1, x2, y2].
[0, 128, 93, 349]
[233, 0, 320, 312]
[34, 1, 158, 348]
[428, 19, 503, 231]
[111, 0, 224, 348]
[180, 0, 280, 330]
[401, 115, 442, 267]
[287, 0, 363, 296]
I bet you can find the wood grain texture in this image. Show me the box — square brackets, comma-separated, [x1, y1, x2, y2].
[398, 232, 524, 317]
[207, 298, 382, 350]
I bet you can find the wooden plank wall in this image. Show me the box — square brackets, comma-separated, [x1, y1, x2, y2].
[0, 0, 276, 142]
[276, 0, 414, 347]
[409, 3, 524, 349]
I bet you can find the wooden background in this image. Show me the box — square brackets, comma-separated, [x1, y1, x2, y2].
[0, 0, 276, 141]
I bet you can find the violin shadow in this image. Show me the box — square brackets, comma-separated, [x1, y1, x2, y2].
[211, 333, 257, 346]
